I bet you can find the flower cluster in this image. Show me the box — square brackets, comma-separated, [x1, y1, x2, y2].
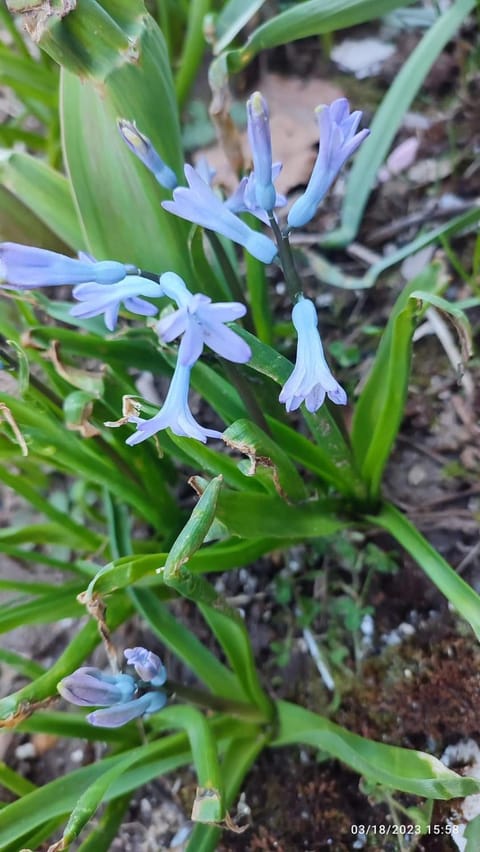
[0, 89, 370, 438]
[58, 646, 167, 728]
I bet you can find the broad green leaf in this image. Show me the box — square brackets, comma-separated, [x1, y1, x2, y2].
[54, 752, 144, 850]
[158, 706, 223, 823]
[18, 712, 128, 744]
[321, 0, 477, 247]
[465, 814, 480, 851]
[223, 419, 307, 502]
[370, 502, 480, 642]
[0, 762, 36, 797]
[11, 0, 145, 79]
[0, 392, 169, 530]
[214, 0, 416, 73]
[0, 587, 82, 635]
[358, 206, 480, 290]
[216, 489, 346, 538]
[77, 794, 131, 852]
[212, 0, 268, 55]
[351, 264, 442, 498]
[0, 44, 57, 105]
[186, 729, 268, 852]
[0, 716, 240, 847]
[0, 520, 90, 548]
[198, 596, 274, 718]
[130, 588, 240, 699]
[0, 734, 191, 847]
[60, 68, 189, 274]
[164, 476, 222, 575]
[168, 431, 266, 492]
[81, 535, 289, 597]
[0, 186, 69, 249]
[0, 649, 44, 681]
[0, 151, 85, 249]
[0, 464, 101, 550]
[274, 700, 480, 799]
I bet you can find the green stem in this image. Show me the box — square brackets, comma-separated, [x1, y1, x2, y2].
[222, 361, 271, 435]
[167, 680, 267, 723]
[175, 0, 211, 109]
[269, 214, 303, 301]
[244, 214, 274, 344]
[204, 230, 250, 311]
[369, 501, 480, 640]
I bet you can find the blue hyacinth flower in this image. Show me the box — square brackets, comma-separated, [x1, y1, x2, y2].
[162, 165, 277, 264]
[225, 163, 287, 226]
[118, 119, 178, 190]
[126, 337, 223, 445]
[0, 242, 130, 289]
[58, 647, 168, 728]
[86, 691, 167, 728]
[157, 271, 251, 367]
[58, 667, 136, 707]
[124, 647, 167, 686]
[287, 98, 370, 229]
[70, 276, 163, 331]
[279, 297, 347, 413]
[246, 91, 276, 212]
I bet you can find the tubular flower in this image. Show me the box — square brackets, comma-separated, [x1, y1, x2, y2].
[157, 272, 251, 367]
[162, 165, 277, 264]
[118, 119, 178, 190]
[246, 91, 276, 212]
[279, 297, 347, 413]
[57, 648, 168, 728]
[287, 98, 370, 229]
[70, 276, 163, 331]
[0, 242, 129, 289]
[126, 337, 222, 445]
[225, 163, 287, 226]
[124, 647, 167, 686]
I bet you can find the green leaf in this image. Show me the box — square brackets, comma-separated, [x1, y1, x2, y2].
[351, 264, 442, 498]
[55, 752, 144, 849]
[0, 151, 85, 250]
[223, 419, 307, 502]
[60, 67, 189, 274]
[130, 588, 240, 699]
[465, 814, 480, 851]
[212, 0, 267, 55]
[157, 706, 223, 823]
[0, 649, 44, 681]
[214, 0, 416, 73]
[79, 535, 288, 597]
[186, 728, 268, 851]
[321, 0, 477, 247]
[13, 0, 145, 79]
[18, 712, 128, 744]
[0, 762, 37, 797]
[0, 185, 69, 249]
[0, 716, 239, 848]
[409, 289, 472, 362]
[76, 794, 131, 852]
[216, 490, 346, 538]
[274, 700, 480, 799]
[370, 502, 480, 642]
[0, 597, 131, 724]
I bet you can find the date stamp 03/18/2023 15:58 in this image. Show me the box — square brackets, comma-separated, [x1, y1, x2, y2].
[350, 824, 460, 837]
